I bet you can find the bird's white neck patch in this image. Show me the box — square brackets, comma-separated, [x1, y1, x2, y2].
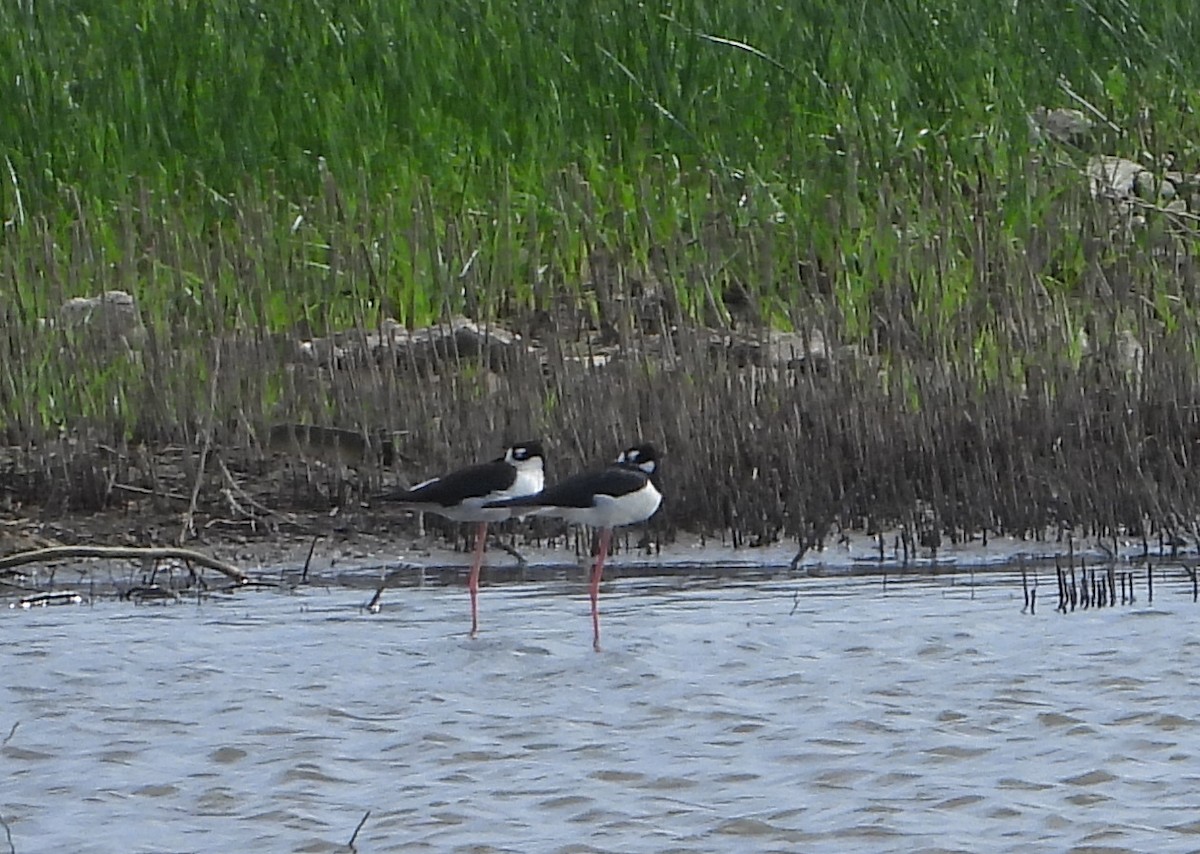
[510, 454, 544, 495]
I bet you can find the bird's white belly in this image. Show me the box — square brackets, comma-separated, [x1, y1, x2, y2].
[551, 483, 662, 529]
[433, 498, 516, 523]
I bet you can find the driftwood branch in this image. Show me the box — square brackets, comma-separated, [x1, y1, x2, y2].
[0, 546, 249, 583]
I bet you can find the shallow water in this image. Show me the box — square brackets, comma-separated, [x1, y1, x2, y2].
[3, 567, 1200, 853]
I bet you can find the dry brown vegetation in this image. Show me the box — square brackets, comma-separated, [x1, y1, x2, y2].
[3, 157, 1200, 562]
[8, 0, 1200, 567]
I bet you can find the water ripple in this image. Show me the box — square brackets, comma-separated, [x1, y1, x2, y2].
[3, 568, 1200, 851]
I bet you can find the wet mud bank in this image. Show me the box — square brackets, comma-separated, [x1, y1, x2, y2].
[4, 500, 1198, 608]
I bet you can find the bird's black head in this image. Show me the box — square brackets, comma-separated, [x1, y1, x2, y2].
[616, 443, 659, 475]
[507, 440, 545, 463]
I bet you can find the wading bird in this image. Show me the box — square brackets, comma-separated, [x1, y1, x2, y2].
[378, 441, 544, 637]
[485, 443, 662, 650]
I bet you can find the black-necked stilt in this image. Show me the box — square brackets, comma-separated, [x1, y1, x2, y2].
[378, 440, 545, 636]
[485, 443, 663, 650]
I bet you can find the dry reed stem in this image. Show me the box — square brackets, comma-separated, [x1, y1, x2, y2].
[217, 457, 294, 527]
[4, 166, 1200, 550]
[180, 343, 222, 545]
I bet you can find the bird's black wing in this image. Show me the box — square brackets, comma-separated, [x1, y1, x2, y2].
[488, 466, 647, 509]
[379, 460, 516, 507]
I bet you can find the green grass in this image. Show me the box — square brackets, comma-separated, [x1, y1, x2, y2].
[3, 0, 1200, 441]
[6, 0, 1199, 203]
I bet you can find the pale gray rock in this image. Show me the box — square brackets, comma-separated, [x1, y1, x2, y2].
[56, 290, 146, 351]
[298, 316, 530, 371]
[1028, 107, 1094, 146]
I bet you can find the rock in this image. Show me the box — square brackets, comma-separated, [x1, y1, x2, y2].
[1079, 328, 1144, 390]
[1088, 156, 1178, 208]
[1116, 330, 1145, 384]
[295, 318, 403, 367]
[765, 329, 834, 371]
[1088, 156, 1144, 199]
[1029, 107, 1094, 146]
[56, 290, 146, 351]
[1133, 170, 1159, 200]
[297, 316, 530, 372]
[708, 328, 836, 372]
[559, 353, 614, 370]
[379, 316, 527, 370]
[1132, 169, 1179, 202]
[295, 336, 350, 367]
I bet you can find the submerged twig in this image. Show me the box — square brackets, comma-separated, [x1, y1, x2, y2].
[2, 721, 17, 746]
[302, 536, 320, 583]
[0, 812, 14, 854]
[347, 809, 370, 851]
[488, 535, 528, 569]
[123, 585, 182, 604]
[364, 566, 414, 613]
[0, 546, 249, 584]
[366, 575, 390, 613]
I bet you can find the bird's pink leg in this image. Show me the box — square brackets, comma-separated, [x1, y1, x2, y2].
[590, 527, 613, 652]
[469, 521, 488, 638]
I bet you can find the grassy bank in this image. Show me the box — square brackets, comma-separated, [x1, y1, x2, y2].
[3, 1, 1200, 548]
[6, 0, 1198, 202]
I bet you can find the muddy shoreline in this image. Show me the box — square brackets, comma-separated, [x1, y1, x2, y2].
[4, 446, 1195, 607]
